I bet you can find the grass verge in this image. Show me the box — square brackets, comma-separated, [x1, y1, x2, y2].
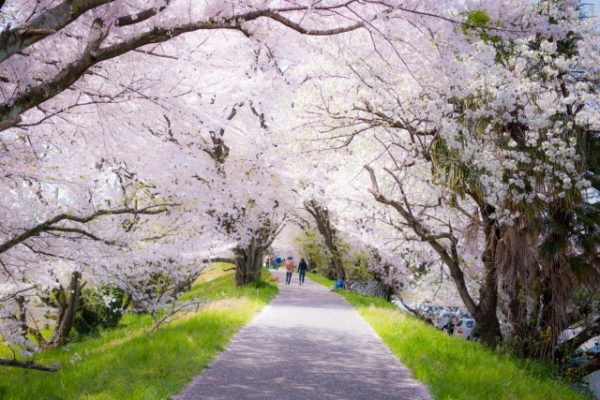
[0, 266, 277, 400]
[307, 272, 589, 400]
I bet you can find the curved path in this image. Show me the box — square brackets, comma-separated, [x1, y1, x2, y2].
[175, 271, 431, 400]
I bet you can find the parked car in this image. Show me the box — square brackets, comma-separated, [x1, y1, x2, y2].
[434, 311, 453, 329]
[454, 318, 477, 340]
[582, 342, 600, 353]
[566, 343, 600, 368]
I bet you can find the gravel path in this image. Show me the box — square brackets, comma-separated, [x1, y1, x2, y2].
[174, 271, 431, 400]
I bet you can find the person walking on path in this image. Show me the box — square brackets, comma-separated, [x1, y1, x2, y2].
[298, 258, 308, 285]
[284, 257, 295, 285]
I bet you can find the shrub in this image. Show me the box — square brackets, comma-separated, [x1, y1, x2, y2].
[73, 286, 125, 336]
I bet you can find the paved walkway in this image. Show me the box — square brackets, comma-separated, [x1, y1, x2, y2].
[175, 271, 431, 400]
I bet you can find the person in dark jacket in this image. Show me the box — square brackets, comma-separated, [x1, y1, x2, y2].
[298, 258, 308, 285]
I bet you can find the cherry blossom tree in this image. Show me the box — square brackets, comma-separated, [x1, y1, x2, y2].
[0, 0, 368, 130]
[0, 0, 371, 369]
[2, 0, 599, 376]
[294, 0, 600, 349]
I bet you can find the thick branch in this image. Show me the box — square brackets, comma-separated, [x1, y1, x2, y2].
[0, 204, 172, 255]
[260, 10, 362, 36]
[0, 9, 363, 130]
[0, 358, 58, 372]
[115, 2, 172, 27]
[0, 0, 112, 63]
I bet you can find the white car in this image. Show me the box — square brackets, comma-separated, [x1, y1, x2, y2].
[454, 318, 477, 339]
[434, 311, 453, 329]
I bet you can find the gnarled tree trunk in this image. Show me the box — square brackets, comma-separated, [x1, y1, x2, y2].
[304, 200, 346, 281]
[476, 206, 503, 346]
[48, 271, 81, 347]
[234, 239, 264, 287]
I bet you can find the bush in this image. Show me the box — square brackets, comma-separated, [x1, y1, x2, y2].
[344, 251, 372, 282]
[73, 286, 125, 336]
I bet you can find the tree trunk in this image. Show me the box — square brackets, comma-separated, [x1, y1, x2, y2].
[371, 262, 395, 301]
[122, 292, 132, 311]
[476, 205, 503, 346]
[471, 264, 502, 346]
[474, 302, 502, 347]
[13, 295, 47, 348]
[538, 201, 574, 358]
[330, 249, 346, 281]
[477, 318, 502, 346]
[234, 240, 263, 287]
[503, 279, 532, 357]
[48, 271, 81, 347]
[304, 200, 347, 281]
[15, 296, 27, 335]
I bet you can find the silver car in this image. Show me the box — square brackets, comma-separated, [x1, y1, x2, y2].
[453, 318, 477, 339]
[434, 311, 453, 329]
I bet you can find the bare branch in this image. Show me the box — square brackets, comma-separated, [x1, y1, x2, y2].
[0, 286, 36, 302]
[0, 358, 58, 372]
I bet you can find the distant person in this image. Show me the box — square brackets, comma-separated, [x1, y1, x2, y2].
[275, 256, 282, 269]
[264, 255, 271, 269]
[284, 257, 295, 285]
[298, 258, 308, 285]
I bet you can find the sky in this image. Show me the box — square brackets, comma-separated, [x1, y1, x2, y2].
[585, 0, 600, 15]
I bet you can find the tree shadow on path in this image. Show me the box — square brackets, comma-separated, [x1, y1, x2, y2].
[175, 273, 431, 400]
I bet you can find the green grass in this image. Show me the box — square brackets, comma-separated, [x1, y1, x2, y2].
[307, 272, 590, 400]
[306, 272, 337, 288]
[0, 266, 277, 400]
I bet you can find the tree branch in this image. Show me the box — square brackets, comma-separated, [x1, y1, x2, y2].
[0, 286, 35, 302]
[0, 9, 363, 130]
[45, 227, 117, 246]
[363, 164, 479, 314]
[0, 358, 58, 372]
[0, 0, 112, 63]
[0, 204, 174, 255]
[115, 2, 172, 27]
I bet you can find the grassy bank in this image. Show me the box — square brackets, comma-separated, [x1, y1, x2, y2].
[0, 265, 277, 400]
[307, 272, 589, 400]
